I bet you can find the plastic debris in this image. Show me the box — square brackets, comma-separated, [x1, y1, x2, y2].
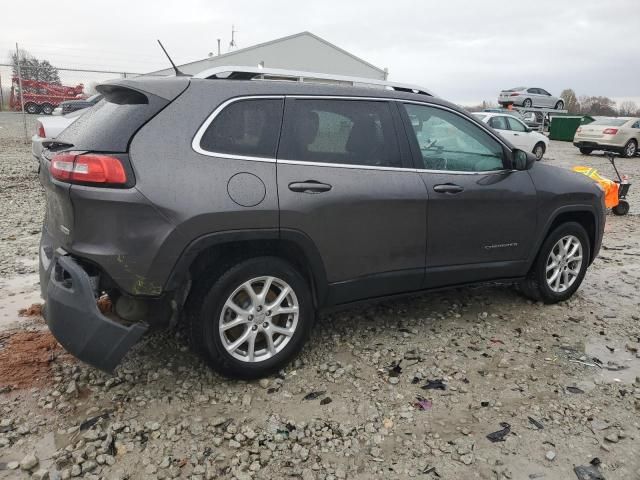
[80, 412, 110, 431]
[486, 422, 511, 442]
[303, 391, 326, 401]
[388, 361, 402, 377]
[421, 379, 446, 390]
[320, 397, 332, 405]
[414, 397, 433, 410]
[574, 465, 605, 480]
[528, 416, 544, 430]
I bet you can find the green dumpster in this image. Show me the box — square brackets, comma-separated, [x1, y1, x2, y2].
[549, 116, 583, 141]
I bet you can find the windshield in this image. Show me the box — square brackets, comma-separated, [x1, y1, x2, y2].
[590, 118, 628, 126]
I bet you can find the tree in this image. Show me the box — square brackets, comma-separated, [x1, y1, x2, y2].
[579, 96, 618, 116]
[560, 89, 580, 114]
[619, 101, 639, 117]
[11, 49, 61, 85]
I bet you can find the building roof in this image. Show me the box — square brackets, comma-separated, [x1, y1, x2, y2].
[149, 31, 386, 78]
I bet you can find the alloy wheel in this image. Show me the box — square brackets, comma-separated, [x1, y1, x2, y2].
[534, 145, 544, 160]
[545, 235, 583, 293]
[626, 142, 636, 157]
[219, 276, 299, 362]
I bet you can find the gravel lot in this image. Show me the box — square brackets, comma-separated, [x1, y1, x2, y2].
[1, 111, 640, 480]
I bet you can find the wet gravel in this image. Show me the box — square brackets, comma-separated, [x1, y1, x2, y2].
[1, 111, 640, 479]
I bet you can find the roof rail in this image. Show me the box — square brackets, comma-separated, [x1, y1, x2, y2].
[192, 66, 434, 97]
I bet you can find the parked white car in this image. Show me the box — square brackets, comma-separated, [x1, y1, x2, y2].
[32, 109, 86, 160]
[473, 112, 549, 160]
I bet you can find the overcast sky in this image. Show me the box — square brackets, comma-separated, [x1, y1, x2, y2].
[2, 0, 638, 105]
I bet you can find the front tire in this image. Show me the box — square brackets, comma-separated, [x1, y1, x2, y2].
[533, 142, 545, 160]
[622, 139, 637, 158]
[519, 222, 590, 304]
[189, 257, 313, 379]
[579, 148, 593, 155]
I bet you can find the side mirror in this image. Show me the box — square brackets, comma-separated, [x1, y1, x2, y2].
[512, 149, 536, 170]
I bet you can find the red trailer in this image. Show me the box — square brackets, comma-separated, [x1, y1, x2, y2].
[9, 76, 85, 115]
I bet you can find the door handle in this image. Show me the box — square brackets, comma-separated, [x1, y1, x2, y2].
[433, 183, 464, 194]
[288, 181, 332, 193]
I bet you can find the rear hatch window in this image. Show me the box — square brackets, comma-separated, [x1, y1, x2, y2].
[55, 87, 170, 152]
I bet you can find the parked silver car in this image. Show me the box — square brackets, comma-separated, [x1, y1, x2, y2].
[499, 87, 564, 110]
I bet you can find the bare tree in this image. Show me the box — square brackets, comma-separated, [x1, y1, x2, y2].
[560, 89, 580, 114]
[11, 49, 61, 84]
[619, 101, 639, 116]
[579, 96, 618, 116]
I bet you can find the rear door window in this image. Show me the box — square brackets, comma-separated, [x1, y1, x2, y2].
[506, 116, 527, 132]
[199, 98, 284, 158]
[278, 99, 401, 168]
[489, 116, 509, 130]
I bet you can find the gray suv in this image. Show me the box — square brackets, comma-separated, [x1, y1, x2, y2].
[39, 67, 605, 378]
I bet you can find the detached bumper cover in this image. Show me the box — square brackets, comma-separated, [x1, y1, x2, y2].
[41, 254, 148, 373]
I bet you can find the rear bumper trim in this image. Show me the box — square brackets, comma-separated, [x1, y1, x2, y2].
[42, 254, 148, 373]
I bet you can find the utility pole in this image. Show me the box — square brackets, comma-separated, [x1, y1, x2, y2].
[15, 43, 28, 142]
[217, 38, 221, 56]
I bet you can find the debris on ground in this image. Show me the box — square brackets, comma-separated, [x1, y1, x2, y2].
[574, 464, 606, 480]
[566, 386, 585, 394]
[528, 416, 544, 430]
[302, 390, 326, 400]
[320, 397, 332, 405]
[486, 422, 511, 442]
[96, 295, 113, 314]
[17, 303, 43, 317]
[421, 379, 446, 390]
[413, 397, 433, 410]
[0, 330, 65, 389]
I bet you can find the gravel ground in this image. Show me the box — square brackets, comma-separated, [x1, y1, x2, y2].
[1, 111, 640, 480]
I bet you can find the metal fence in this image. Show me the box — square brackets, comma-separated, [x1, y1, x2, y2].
[0, 62, 165, 141]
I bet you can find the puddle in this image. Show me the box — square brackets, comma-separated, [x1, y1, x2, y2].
[585, 340, 640, 384]
[0, 272, 41, 330]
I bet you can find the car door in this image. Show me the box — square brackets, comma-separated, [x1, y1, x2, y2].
[399, 102, 538, 288]
[277, 97, 428, 305]
[526, 88, 540, 107]
[505, 116, 534, 151]
[538, 89, 553, 107]
[488, 115, 519, 146]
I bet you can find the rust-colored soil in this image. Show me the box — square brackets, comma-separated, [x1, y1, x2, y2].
[18, 303, 43, 317]
[0, 330, 66, 389]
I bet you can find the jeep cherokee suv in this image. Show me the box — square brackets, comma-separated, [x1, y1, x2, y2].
[39, 67, 605, 378]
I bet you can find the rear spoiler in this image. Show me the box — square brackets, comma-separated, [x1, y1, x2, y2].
[96, 76, 190, 103]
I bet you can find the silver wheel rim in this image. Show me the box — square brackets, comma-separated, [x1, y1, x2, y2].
[219, 276, 299, 363]
[626, 142, 636, 156]
[546, 235, 583, 293]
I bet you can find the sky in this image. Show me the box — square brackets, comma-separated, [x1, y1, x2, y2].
[1, 0, 638, 106]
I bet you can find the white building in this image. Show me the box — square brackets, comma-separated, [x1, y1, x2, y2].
[150, 31, 387, 80]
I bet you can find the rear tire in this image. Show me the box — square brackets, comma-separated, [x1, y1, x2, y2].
[554, 100, 564, 110]
[622, 139, 637, 158]
[579, 148, 593, 155]
[25, 102, 40, 114]
[188, 257, 313, 379]
[533, 142, 545, 160]
[41, 103, 54, 115]
[523, 98, 533, 108]
[518, 222, 590, 304]
[612, 200, 629, 216]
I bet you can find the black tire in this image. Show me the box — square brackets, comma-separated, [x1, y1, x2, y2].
[579, 148, 593, 155]
[533, 142, 546, 160]
[622, 139, 637, 158]
[554, 100, 564, 110]
[612, 200, 629, 216]
[523, 98, 533, 108]
[518, 222, 590, 304]
[188, 257, 313, 379]
[41, 103, 54, 115]
[25, 102, 40, 114]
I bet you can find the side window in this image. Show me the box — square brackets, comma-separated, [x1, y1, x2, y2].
[506, 116, 527, 132]
[279, 99, 401, 167]
[489, 116, 509, 130]
[403, 103, 504, 172]
[527, 88, 537, 94]
[199, 98, 283, 158]
[539, 89, 551, 96]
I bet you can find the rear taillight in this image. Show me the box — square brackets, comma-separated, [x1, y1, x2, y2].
[50, 152, 127, 185]
[510, 93, 519, 96]
[37, 121, 45, 138]
[603, 128, 618, 135]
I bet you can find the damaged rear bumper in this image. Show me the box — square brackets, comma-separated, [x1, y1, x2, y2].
[40, 250, 148, 373]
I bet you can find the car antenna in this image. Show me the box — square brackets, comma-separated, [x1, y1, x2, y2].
[157, 40, 187, 76]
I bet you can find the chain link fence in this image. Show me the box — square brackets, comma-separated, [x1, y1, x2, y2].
[0, 63, 165, 141]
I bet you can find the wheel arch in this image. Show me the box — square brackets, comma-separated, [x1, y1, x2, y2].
[531, 207, 599, 268]
[166, 229, 329, 310]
